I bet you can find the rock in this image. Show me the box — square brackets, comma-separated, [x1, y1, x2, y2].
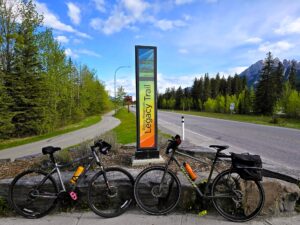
[262, 178, 300, 215]
[0, 159, 11, 163]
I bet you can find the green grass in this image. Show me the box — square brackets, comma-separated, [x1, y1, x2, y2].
[0, 115, 101, 150]
[162, 110, 300, 130]
[112, 108, 136, 144]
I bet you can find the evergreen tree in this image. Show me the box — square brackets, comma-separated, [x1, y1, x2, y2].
[175, 86, 183, 109]
[203, 73, 211, 102]
[0, 69, 14, 138]
[289, 60, 297, 89]
[10, 0, 45, 136]
[219, 76, 227, 96]
[226, 76, 232, 95]
[255, 52, 276, 115]
[211, 77, 217, 98]
[274, 61, 284, 100]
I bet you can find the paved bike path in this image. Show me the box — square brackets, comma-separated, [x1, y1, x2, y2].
[0, 111, 120, 160]
[0, 210, 299, 225]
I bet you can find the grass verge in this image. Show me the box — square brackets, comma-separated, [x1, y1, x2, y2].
[163, 110, 300, 130]
[0, 115, 102, 150]
[112, 108, 136, 144]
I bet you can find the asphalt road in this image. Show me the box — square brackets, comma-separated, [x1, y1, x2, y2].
[157, 111, 300, 175]
[0, 111, 120, 160]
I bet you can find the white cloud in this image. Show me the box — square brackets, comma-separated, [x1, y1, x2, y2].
[258, 41, 293, 54]
[90, 0, 149, 35]
[175, 0, 194, 5]
[93, 0, 106, 13]
[73, 38, 83, 44]
[55, 35, 69, 43]
[275, 17, 300, 35]
[157, 73, 195, 93]
[105, 75, 135, 97]
[155, 19, 186, 31]
[89, 0, 189, 34]
[65, 48, 101, 58]
[90, 12, 131, 35]
[77, 49, 101, 58]
[178, 48, 189, 54]
[245, 37, 262, 44]
[65, 48, 79, 59]
[205, 0, 218, 3]
[122, 0, 149, 19]
[36, 1, 91, 38]
[67, 2, 81, 25]
[227, 66, 248, 75]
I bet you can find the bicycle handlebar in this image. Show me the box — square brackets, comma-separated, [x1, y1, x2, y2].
[166, 134, 181, 154]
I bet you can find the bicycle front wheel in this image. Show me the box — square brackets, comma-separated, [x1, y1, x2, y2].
[9, 169, 59, 218]
[88, 167, 134, 218]
[134, 166, 181, 215]
[211, 169, 265, 222]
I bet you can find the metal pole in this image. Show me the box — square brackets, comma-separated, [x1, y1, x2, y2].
[182, 116, 185, 141]
[114, 66, 130, 115]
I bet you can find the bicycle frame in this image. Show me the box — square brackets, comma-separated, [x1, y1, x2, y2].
[32, 146, 108, 198]
[162, 149, 231, 199]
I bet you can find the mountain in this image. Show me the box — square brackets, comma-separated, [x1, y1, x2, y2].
[239, 58, 300, 87]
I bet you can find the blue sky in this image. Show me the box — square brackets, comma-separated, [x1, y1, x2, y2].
[35, 0, 300, 97]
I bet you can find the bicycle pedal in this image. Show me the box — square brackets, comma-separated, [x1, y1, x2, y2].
[198, 210, 207, 217]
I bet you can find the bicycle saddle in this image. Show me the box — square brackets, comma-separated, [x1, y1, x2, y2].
[42, 146, 61, 155]
[209, 145, 229, 152]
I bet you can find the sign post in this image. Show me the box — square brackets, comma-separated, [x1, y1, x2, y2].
[135, 46, 158, 159]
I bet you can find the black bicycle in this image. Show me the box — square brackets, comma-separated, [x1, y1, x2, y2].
[9, 140, 134, 218]
[134, 135, 265, 222]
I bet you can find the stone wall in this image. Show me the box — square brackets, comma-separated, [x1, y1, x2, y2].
[0, 169, 299, 216]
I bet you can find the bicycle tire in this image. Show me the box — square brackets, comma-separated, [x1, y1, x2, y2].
[134, 166, 181, 215]
[211, 169, 265, 222]
[87, 167, 134, 218]
[9, 169, 59, 218]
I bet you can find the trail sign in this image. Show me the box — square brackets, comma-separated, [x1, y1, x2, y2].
[135, 46, 158, 159]
[230, 103, 235, 112]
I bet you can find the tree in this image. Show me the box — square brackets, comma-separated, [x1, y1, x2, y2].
[116, 86, 126, 107]
[274, 61, 284, 100]
[285, 90, 300, 118]
[255, 52, 277, 115]
[10, 0, 45, 136]
[175, 86, 183, 110]
[0, 0, 20, 74]
[0, 69, 13, 138]
[203, 73, 211, 102]
[204, 98, 216, 112]
[289, 60, 297, 89]
[191, 77, 203, 110]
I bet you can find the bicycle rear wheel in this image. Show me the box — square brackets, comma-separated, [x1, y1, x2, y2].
[134, 166, 181, 215]
[88, 167, 134, 218]
[9, 169, 59, 218]
[211, 169, 265, 222]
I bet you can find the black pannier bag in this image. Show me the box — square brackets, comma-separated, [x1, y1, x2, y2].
[231, 153, 262, 181]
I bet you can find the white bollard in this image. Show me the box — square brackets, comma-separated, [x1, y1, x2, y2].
[182, 116, 185, 141]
